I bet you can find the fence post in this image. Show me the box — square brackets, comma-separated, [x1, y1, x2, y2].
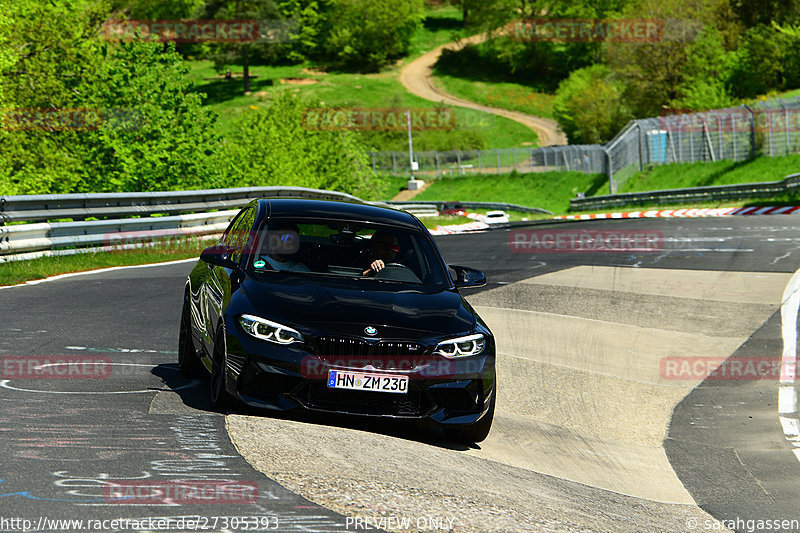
[371, 152, 376, 174]
[392, 152, 397, 176]
[667, 130, 677, 163]
[637, 121, 644, 170]
[529, 148, 534, 172]
[767, 105, 774, 157]
[702, 119, 716, 161]
[456, 150, 462, 175]
[435, 151, 441, 178]
[604, 148, 614, 194]
[562, 149, 570, 171]
[513, 148, 518, 171]
[495, 149, 500, 174]
[478, 150, 482, 174]
[742, 104, 755, 158]
[731, 111, 737, 160]
[778, 99, 790, 155]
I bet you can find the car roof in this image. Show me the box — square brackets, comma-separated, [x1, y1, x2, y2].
[260, 198, 423, 230]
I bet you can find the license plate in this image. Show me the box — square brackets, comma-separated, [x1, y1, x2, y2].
[327, 370, 408, 394]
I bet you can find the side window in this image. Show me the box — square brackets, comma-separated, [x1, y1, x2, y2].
[229, 208, 256, 263]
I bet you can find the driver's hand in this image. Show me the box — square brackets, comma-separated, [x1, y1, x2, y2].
[364, 259, 384, 275]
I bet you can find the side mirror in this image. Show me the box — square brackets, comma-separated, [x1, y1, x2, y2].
[200, 245, 239, 269]
[449, 265, 486, 288]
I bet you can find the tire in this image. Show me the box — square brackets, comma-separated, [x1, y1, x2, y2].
[178, 296, 204, 378]
[444, 392, 495, 444]
[210, 326, 236, 409]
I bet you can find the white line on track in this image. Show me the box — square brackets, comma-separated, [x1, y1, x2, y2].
[779, 266, 800, 456]
[0, 258, 197, 291]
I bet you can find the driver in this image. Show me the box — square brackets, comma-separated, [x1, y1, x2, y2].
[362, 230, 399, 276]
[260, 222, 311, 272]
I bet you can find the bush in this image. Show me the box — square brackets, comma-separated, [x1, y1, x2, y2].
[553, 65, 632, 144]
[321, 0, 425, 72]
[218, 91, 379, 198]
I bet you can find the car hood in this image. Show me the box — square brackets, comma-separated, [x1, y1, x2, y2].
[239, 276, 475, 337]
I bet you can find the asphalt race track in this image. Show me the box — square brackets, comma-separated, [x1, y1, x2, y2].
[2, 215, 800, 532]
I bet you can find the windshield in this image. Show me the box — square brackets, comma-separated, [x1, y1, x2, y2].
[248, 218, 449, 288]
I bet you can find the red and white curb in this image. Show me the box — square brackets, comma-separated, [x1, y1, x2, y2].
[429, 221, 490, 235]
[554, 206, 800, 220]
[428, 211, 491, 235]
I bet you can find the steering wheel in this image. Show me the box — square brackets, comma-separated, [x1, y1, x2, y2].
[374, 263, 421, 283]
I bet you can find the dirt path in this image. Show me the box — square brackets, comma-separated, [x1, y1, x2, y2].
[399, 33, 567, 147]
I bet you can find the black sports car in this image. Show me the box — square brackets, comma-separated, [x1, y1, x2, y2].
[179, 198, 496, 442]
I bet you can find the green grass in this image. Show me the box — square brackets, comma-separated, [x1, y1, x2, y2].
[405, 4, 465, 61]
[433, 75, 556, 120]
[187, 60, 536, 148]
[594, 154, 800, 196]
[412, 170, 606, 214]
[0, 239, 211, 286]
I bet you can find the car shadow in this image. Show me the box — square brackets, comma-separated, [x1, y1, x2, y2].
[151, 363, 480, 451]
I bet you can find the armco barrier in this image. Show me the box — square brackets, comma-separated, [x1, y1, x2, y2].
[570, 173, 800, 211]
[0, 186, 363, 224]
[0, 187, 363, 262]
[0, 186, 551, 262]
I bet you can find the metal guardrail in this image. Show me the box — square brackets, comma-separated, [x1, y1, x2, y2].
[0, 186, 552, 262]
[0, 187, 364, 262]
[0, 186, 363, 225]
[570, 173, 800, 211]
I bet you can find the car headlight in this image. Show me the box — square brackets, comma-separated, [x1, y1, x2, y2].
[238, 314, 303, 345]
[434, 333, 486, 358]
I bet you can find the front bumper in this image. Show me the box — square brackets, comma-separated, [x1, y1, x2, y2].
[226, 332, 496, 427]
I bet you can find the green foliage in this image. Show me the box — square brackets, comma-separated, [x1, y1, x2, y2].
[77, 40, 224, 192]
[553, 65, 631, 144]
[219, 91, 378, 198]
[729, 24, 800, 98]
[109, 0, 205, 18]
[277, 0, 326, 62]
[672, 27, 736, 110]
[321, 0, 425, 72]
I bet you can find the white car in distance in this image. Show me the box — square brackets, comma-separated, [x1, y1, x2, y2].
[484, 210, 510, 224]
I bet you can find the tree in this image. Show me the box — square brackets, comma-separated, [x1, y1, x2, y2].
[202, 0, 281, 93]
[321, 0, 425, 72]
[671, 26, 736, 110]
[219, 91, 376, 197]
[553, 64, 631, 144]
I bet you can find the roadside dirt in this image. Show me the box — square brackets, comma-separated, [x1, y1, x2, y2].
[398, 33, 567, 147]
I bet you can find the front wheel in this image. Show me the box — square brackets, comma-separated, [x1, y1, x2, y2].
[178, 296, 203, 378]
[444, 393, 495, 444]
[210, 327, 236, 409]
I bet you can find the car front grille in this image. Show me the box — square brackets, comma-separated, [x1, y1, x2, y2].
[315, 336, 424, 357]
[300, 382, 430, 417]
